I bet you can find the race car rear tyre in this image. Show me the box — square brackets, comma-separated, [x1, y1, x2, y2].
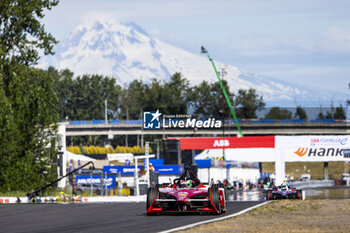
[266, 191, 272, 200]
[146, 186, 159, 211]
[297, 190, 302, 200]
[220, 188, 227, 214]
[209, 186, 221, 214]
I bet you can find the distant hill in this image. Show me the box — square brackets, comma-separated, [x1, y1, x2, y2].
[40, 21, 348, 107]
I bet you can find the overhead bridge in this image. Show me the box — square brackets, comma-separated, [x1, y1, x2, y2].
[64, 119, 350, 137]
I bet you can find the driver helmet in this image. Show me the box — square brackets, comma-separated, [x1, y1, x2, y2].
[281, 179, 288, 187]
[185, 180, 193, 188]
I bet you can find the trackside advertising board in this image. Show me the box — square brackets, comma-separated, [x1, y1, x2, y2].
[171, 136, 275, 150]
[103, 165, 184, 175]
[188, 136, 349, 162]
[195, 148, 275, 162]
[76, 175, 116, 188]
[276, 136, 350, 162]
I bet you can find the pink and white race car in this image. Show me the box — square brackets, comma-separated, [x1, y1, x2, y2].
[146, 168, 226, 215]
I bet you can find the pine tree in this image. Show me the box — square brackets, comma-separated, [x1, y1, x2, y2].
[0, 0, 59, 191]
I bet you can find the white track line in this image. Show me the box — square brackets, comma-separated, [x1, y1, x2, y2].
[159, 201, 270, 233]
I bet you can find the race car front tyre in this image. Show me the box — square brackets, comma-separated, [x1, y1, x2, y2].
[209, 186, 221, 214]
[146, 186, 159, 211]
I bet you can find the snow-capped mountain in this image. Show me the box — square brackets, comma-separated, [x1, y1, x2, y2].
[40, 21, 347, 106]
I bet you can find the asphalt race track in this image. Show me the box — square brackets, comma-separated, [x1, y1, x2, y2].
[0, 201, 264, 233]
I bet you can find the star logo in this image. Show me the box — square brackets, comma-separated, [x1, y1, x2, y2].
[151, 109, 161, 122]
[143, 110, 162, 129]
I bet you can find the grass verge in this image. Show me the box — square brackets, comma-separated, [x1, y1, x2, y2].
[179, 199, 350, 233]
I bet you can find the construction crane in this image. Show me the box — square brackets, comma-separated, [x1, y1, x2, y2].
[201, 46, 243, 137]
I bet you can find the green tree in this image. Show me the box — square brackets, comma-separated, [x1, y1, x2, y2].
[49, 67, 75, 120]
[143, 78, 164, 114]
[334, 105, 346, 120]
[188, 80, 234, 119]
[142, 73, 190, 116]
[318, 105, 346, 120]
[0, 87, 17, 190]
[189, 83, 264, 120]
[348, 83, 350, 106]
[234, 89, 265, 119]
[121, 79, 146, 120]
[325, 105, 335, 119]
[0, 0, 58, 67]
[265, 107, 292, 120]
[0, 65, 58, 191]
[188, 80, 213, 118]
[0, 0, 59, 192]
[209, 81, 234, 119]
[51, 68, 122, 121]
[318, 112, 325, 120]
[75, 74, 121, 120]
[162, 72, 189, 114]
[295, 106, 307, 119]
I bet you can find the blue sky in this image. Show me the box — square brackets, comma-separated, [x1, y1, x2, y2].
[43, 0, 350, 94]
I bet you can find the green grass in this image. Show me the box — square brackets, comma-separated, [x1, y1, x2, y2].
[0, 187, 73, 197]
[0, 190, 27, 197]
[0, 187, 107, 197]
[262, 161, 347, 180]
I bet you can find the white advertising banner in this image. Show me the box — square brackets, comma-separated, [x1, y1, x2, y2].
[107, 153, 134, 162]
[225, 148, 275, 162]
[196, 148, 275, 162]
[196, 136, 350, 163]
[276, 136, 350, 162]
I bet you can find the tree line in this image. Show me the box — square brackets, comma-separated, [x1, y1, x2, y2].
[50, 68, 346, 122]
[50, 68, 267, 121]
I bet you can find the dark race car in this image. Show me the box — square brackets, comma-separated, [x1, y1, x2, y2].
[266, 184, 302, 200]
[146, 168, 226, 215]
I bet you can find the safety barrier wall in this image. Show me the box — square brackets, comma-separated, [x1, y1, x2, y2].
[66, 118, 344, 125]
[289, 180, 334, 189]
[0, 195, 146, 204]
[197, 167, 260, 184]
